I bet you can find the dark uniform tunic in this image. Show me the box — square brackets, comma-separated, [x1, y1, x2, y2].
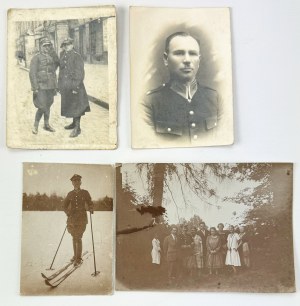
[29, 51, 59, 111]
[144, 83, 220, 142]
[63, 189, 93, 238]
[58, 49, 90, 118]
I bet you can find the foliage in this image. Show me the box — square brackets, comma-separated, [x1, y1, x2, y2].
[22, 192, 113, 211]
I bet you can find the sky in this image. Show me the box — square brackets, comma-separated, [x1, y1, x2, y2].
[23, 163, 114, 200]
[121, 163, 261, 228]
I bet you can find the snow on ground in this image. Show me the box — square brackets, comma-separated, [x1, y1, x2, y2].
[20, 211, 113, 295]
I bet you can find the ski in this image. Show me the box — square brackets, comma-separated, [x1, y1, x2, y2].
[45, 252, 90, 288]
[41, 251, 88, 281]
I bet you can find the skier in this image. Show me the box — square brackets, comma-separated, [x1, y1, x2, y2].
[64, 174, 94, 266]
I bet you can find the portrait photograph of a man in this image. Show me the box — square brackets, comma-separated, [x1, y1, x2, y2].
[130, 7, 234, 148]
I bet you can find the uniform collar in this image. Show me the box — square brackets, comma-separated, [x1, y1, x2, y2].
[170, 79, 197, 102]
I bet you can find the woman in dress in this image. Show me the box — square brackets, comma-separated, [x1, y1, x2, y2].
[206, 227, 223, 275]
[238, 226, 251, 268]
[151, 233, 161, 265]
[225, 225, 241, 272]
[188, 226, 204, 280]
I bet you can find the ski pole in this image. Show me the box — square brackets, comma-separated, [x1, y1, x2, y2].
[47, 225, 67, 270]
[89, 211, 100, 276]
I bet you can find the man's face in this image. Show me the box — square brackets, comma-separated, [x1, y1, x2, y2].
[200, 223, 205, 230]
[65, 43, 74, 52]
[171, 228, 177, 236]
[218, 224, 224, 231]
[41, 44, 51, 54]
[72, 179, 81, 189]
[164, 35, 200, 83]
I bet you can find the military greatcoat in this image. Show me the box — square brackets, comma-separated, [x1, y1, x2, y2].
[29, 51, 59, 111]
[58, 49, 90, 118]
[144, 83, 220, 142]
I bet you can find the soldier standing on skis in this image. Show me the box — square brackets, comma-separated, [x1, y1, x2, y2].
[64, 174, 94, 267]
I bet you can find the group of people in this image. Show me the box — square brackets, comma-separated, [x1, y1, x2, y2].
[151, 222, 251, 284]
[29, 37, 90, 138]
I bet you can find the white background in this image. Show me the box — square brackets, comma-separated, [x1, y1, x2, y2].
[0, 0, 299, 305]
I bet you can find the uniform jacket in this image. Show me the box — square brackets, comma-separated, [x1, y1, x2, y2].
[29, 50, 59, 91]
[58, 49, 90, 118]
[144, 83, 219, 142]
[63, 189, 93, 225]
[163, 234, 179, 262]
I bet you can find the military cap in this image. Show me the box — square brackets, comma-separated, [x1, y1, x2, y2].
[40, 37, 51, 46]
[70, 174, 82, 181]
[60, 37, 74, 48]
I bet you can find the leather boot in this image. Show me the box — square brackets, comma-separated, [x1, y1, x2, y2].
[70, 117, 81, 138]
[74, 238, 83, 266]
[64, 121, 75, 130]
[43, 124, 56, 132]
[70, 239, 76, 262]
[32, 125, 38, 134]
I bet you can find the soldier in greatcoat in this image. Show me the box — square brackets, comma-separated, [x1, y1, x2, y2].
[58, 38, 90, 138]
[63, 174, 94, 267]
[29, 37, 59, 134]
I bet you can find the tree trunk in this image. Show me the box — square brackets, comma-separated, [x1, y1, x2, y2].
[152, 163, 167, 208]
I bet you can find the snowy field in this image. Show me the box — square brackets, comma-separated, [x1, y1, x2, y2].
[20, 211, 113, 295]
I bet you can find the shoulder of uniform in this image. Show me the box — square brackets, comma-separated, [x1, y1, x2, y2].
[198, 84, 218, 93]
[72, 50, 81, 56]
[31, 53, 40, 59]
[146, 84, 167, 96]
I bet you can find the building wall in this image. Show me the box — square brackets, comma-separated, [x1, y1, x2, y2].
[16, 18, 108, 67]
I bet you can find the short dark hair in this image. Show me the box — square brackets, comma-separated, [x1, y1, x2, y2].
[165, 32, 200, 54]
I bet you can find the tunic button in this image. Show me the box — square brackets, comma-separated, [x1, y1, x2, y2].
[189, 110, 194, 115]
[191, 123, 196, 127]
[167, 128, 172, 132]
[193, 135, 198, 140]
[65, 76, 67, 78]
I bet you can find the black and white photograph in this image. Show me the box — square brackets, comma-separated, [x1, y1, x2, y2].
[21, 163, 114, 295]
[116, 163, 294, 292]
[130, 7, 234, 148]
[7, 6, 117, 149]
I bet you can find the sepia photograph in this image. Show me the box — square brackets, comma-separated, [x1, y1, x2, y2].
[7, 6, 117, 149]
[116, 163, 294, 292]
[21, 163, 114, 295]
[130, 7, 234, 148]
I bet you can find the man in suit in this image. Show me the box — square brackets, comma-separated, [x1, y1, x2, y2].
[144, 32, 220, 143]
[197, 221, 209, 267]
[29, 37, 59, 134]
[58, 38, 90, 138]
[63, 174, 94, 266]
[163, 226, 179, 283]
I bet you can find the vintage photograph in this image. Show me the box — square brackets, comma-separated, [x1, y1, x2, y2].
[7, 6, 117, 149]
[21, 163, 114, 295]
[116, 163, 295, 292]
[130, 7, 234, 148]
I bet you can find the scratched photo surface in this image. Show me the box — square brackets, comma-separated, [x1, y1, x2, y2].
[116, 163, 295, 292]
[130, 7, 234, 148]
[7, 6, 117, 149]
[21, 163, 114, 295]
